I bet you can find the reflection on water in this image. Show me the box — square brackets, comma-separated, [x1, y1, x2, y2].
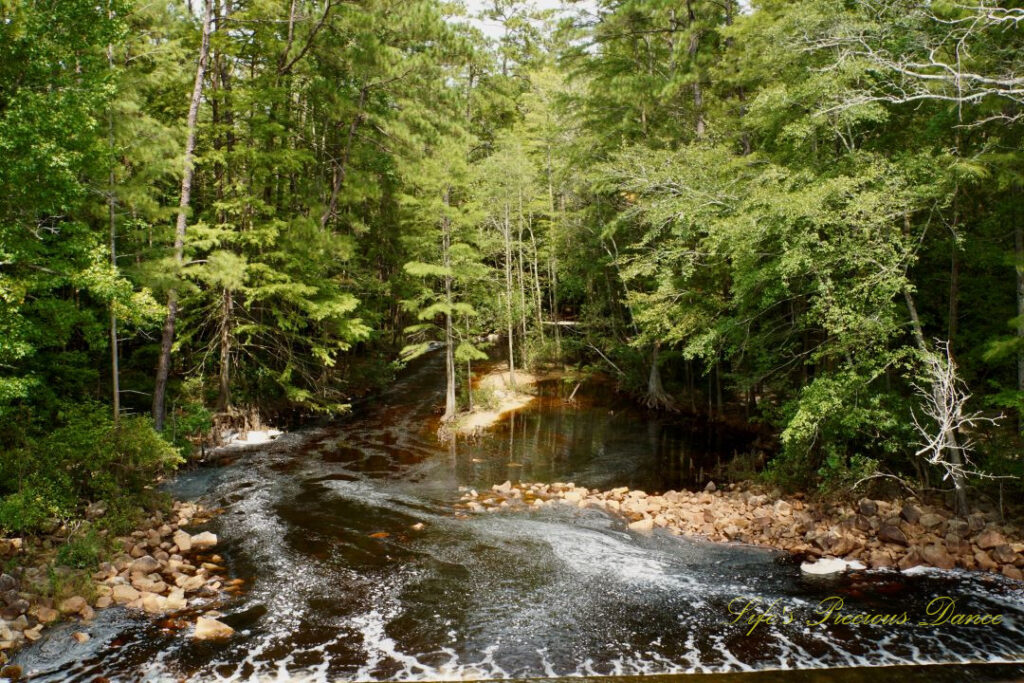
[12, 355, 1024, 682]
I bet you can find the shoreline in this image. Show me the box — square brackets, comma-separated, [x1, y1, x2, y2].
[0, 501, 240, 673]
[449, 365, 563, 437]
[456, 480, 1024, 581]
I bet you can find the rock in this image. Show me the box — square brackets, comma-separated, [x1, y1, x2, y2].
[897, 548, 924, 570]
[72, 632, 90, 644]
[968, 513, 987, 533]
[800, 557, 864, 575]
[112, 585, 141, 605]
[857, 499, 878, 517]
[410, 522, 425, 531]
[704, 481, 716, 493]
[22, 626, 42, 642]
[79, 605, 94, 622]
[176, 575, 206, 592]
[95, 596, 112, 609]
[132, 576, 166, 594]
[919, 513, 945, 530]
[628, 518, 654, 533]
[991, 544, 1020, 565]
[773, 500, 792, 515]
[58, 596, 87, 616]
[1002, 565, 1023, 581]
[900, 503, 921, 525]
[190, 532, 218, 551]
[172, 530, 192, 553]
[921, 544, 955, 570]
[34, 607, 58, 624]
[164, 589, 187, 612]
[141, 593, 167, 614]
[193, 616, 234, 641]
[974, 550, 998, 571]
[0, 665, 23, 681]
[976, 529, 1006, 550]
[869, 550, 894, 569]
[0, 576, 15, 594]
[130, 556, 161, 575]
[878, 524, 908, 547]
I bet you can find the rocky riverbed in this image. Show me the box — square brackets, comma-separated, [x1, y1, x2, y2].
[457, 481, 1024, 580]
[0, 500, 239, 677]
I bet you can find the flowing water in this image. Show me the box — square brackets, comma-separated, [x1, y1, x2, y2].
[12, 356, 1024, 682]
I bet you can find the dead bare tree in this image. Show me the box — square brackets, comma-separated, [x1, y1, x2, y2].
[910, 340, 1000, 514]
[808, 1, 1024, 125]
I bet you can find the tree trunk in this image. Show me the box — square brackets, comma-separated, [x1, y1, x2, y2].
[686, 1, 705, 138]
[645, 342, 675, 410]
[503, 206, 517, 390]
[107, 36, 120, 425]
[321, 86, 366, 228]
[527, 225, 545, 343]
[442, 188, 457, 422]
[153, 0, 214, 431]
[216, 288, 233, 412]
[1016, 216, 1023, 396]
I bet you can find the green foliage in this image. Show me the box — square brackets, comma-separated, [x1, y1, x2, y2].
[56, 528, 104, 570]
[0, 404, 181, 534]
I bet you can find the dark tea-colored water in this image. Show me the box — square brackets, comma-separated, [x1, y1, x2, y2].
[12, 356, 1024, 682]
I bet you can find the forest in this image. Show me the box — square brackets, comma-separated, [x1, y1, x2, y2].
[1, 0, 1022, 537]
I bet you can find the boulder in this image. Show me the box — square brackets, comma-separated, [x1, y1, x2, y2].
[112, 585, 141, 605]
[164, 589, 187, 612]
[921, 544, 955, 570]
[58, 596, 87, 616]
[172, 530, 192, 553]
[991, 544, 1020, 565]
[130, 556, 161, 575]
[628, 518, 654, 533]
[900, 503, 921, 525]
[704, 481, 716, 493]
[190, 532, 218, 551]
[0, 576, 16, 594]
[72, 632, 90, 644]
[974, 550, 998, 571]
[919, 513, 945, 530]
[141, 593, 167, 614]
[1002, 565, 1023, 581]
[193, 616, 233, 641]
[976, 529, 1006, 550]
[857, 499, 878, 517]
[878, 524, 908, 547]
[897, 548, 924, 570]
[34, 607, 58, 624]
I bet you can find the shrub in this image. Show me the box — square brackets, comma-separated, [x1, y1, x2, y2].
[0, 402, 182, 534]
[56, 527, 103, 569]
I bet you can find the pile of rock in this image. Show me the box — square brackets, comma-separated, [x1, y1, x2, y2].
[0, 500, 240, 663]
[456, 481, 1024, 581]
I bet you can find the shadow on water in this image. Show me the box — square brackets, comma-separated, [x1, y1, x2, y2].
[11, 354, 1024, 682]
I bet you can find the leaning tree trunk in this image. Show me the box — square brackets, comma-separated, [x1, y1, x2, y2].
[152, 0, 214, 431]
